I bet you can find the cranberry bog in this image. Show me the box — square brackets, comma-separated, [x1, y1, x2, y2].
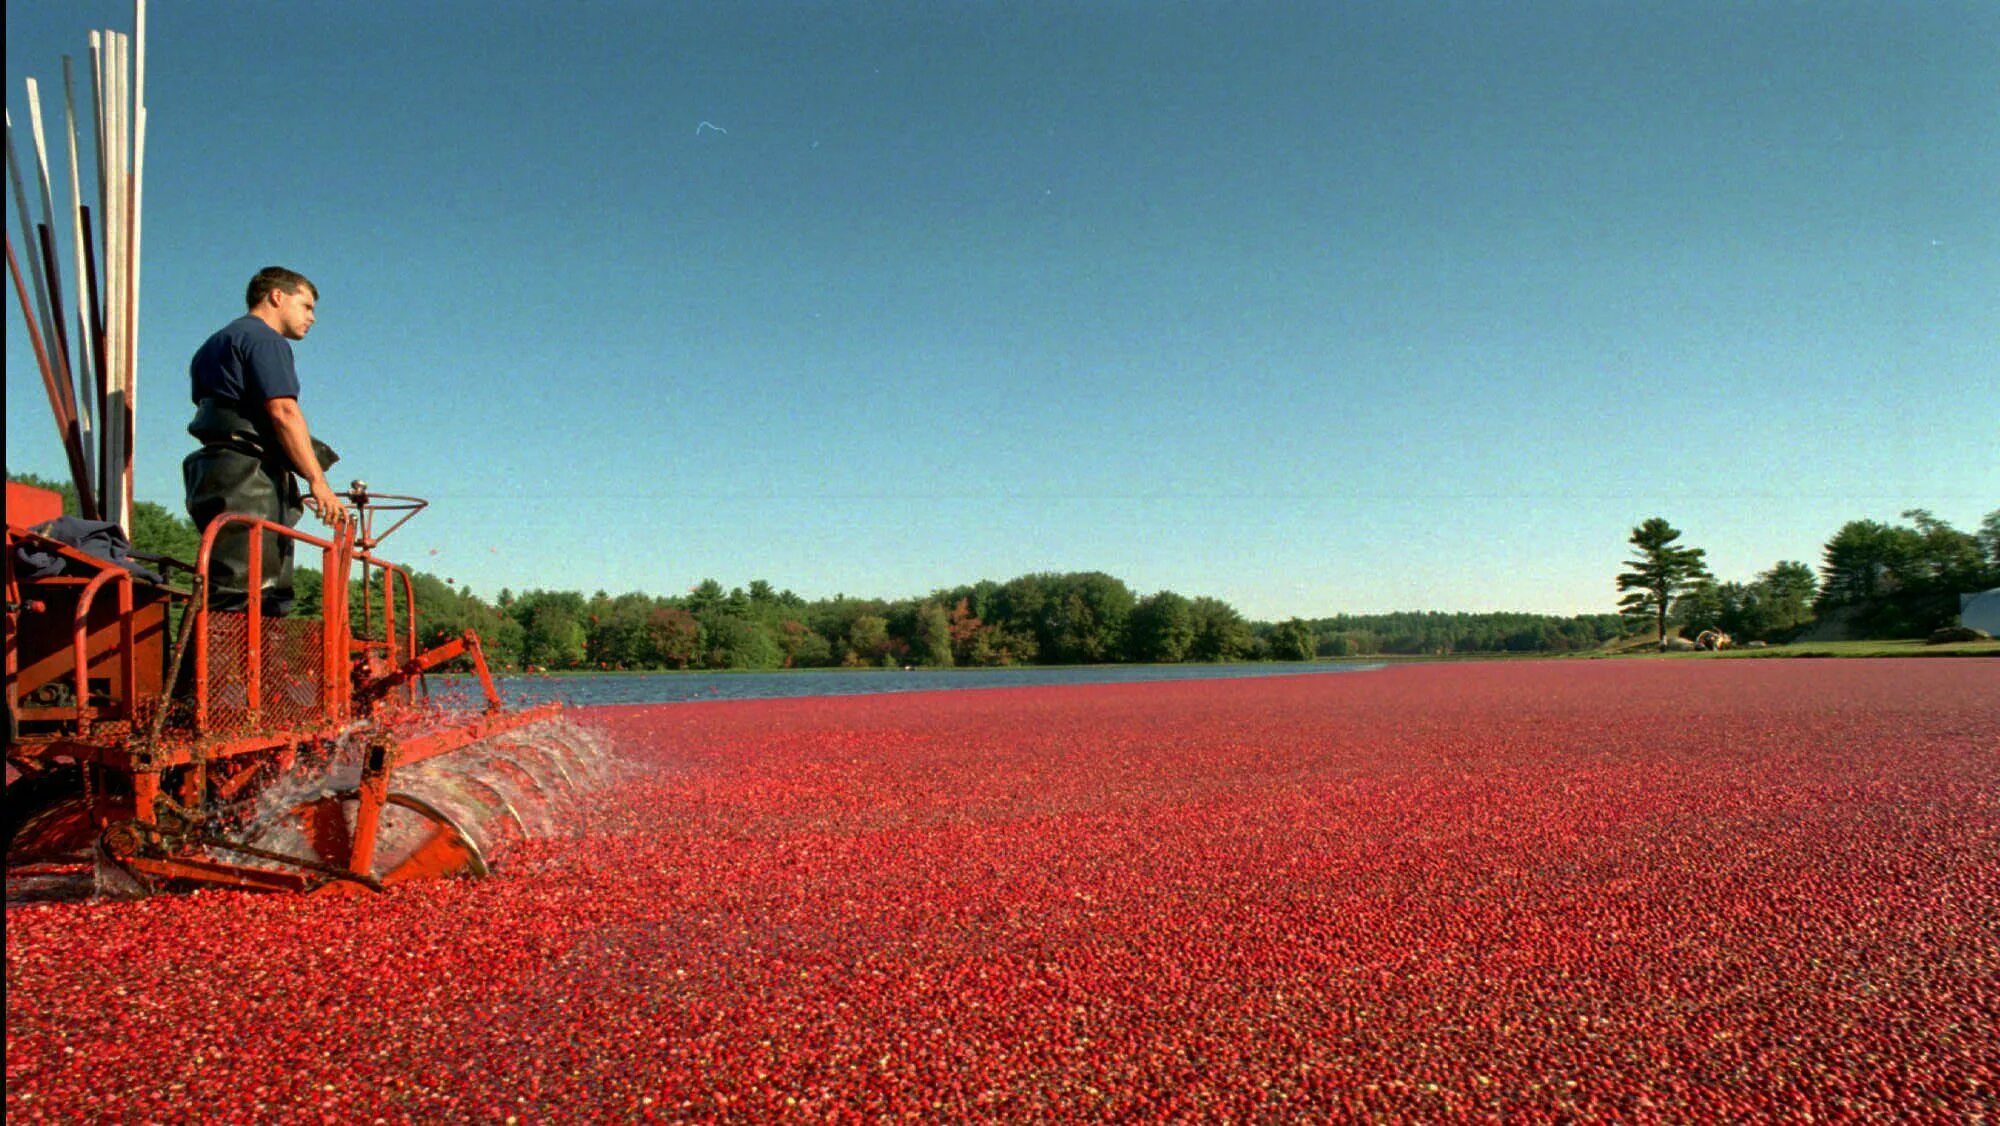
[7, 659, 1996, 1120]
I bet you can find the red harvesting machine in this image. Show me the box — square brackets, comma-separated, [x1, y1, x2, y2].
[4, 479, 570, 895]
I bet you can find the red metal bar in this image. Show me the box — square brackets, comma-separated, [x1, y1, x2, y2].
[246, 524, 262, 728]
[339, 525, 358, 718]
[400, 572, 416, 680]
[320, 538, 339, 721]
[193, 562, 208, 730]
[347, 739, 392, 877]
[69, 566, 129, 736]
[192, 513, 338, 571]
[119, 853, 319, 894]
[380, 563, 395, 667]
[325, 526, 350, 721]
[117, 571, 134, 713]
[465, 631, 506, 712]
[354, 628, 506, 710]
[397, 567, 418, 699]
[133, 768, 158, 823]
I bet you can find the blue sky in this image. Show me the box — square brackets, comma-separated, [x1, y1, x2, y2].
[8, 1, 1995, 618]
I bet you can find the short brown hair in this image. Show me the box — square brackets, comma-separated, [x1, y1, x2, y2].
[246, 266, 317, 309]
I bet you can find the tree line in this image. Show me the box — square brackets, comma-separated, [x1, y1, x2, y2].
[9, 472, 1622, 668]
[388, 575, 1638, 671]
[1618, 508, 2000, 642]
[13, 474, 1993, 666]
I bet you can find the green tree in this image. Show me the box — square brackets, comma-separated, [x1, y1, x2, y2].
[774, 619, 832, 667]
[1672, 579, 1729, 635]
[1319, 632, 1361, 657]
[520, 604, 587, 669]
[990, 574, 1055, 656]
[1743, 560, 1818, 639]
[645, 606, 701, 668]
[909, 602, 954, 667]
[1271, 618, 1316, 662]
[845, 614, 892, 667]
[480, 614, 527, 668]
[586, 592, 655, 668]
[1189, 597, 1253, 662]
[292, 567, 324, 620]
[1979, 510, 2000, 576]
[1900, 509, 1989, 594]
[1817, 520, 1923, 608]
[685, 579, 726, 616]
[127, 501, 201, 563]
[404, 569, 514, 667]
[944, 598, 1000, 666]
[1127, 591, 1196, 663]
[1044, 573, 1136, 663]
[701, 614, 782, 670]
[1617, 517, 1712, 642]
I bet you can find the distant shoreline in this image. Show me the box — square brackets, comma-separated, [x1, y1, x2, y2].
[478, 638, 1998, 680]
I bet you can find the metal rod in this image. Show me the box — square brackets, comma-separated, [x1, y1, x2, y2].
[63, 55, 99, 504]
[26, 82, 80, 427]
[152, 575, 204, 744]
[80, 204, 109, 501]
[6, 110, 61, 390]
[7, 235, 85, 493]
[247, 530, 264, 727]
[28, 77, 95, 517]
[36, 223, 76, 417]
[88, 32, 111, 509]
[38, 221, 98, 519]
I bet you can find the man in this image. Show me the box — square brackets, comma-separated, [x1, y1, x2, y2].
[183, 266, 348, 615]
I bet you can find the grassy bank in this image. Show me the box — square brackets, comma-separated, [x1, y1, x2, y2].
[1609, 638, 2000, 659]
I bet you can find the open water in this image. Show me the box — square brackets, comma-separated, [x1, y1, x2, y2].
[433, 660, 1384, 708]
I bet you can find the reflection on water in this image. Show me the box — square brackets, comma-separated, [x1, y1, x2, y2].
[431, 661, 1384, 709]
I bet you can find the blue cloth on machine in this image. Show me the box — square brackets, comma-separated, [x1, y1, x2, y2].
[14, 516, 165, 584]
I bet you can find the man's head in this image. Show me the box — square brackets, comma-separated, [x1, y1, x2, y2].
[245, 266, 318, 340]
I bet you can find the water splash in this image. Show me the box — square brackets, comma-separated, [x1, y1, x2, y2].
[231, 715, 621, 879]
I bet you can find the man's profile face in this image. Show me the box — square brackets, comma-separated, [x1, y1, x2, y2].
[270, 285, 317, 340]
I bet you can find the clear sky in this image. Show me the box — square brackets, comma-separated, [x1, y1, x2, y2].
[8, 1, 1996, 619]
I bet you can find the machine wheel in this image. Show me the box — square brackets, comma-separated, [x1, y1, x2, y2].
[251, 789, 488, 888]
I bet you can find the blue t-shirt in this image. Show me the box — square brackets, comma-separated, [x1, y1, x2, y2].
[188, 315, 301, 405]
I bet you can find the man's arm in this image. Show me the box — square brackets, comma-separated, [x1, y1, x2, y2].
[264, 396, 348, 527]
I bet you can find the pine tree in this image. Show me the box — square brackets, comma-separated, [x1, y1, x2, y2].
[1617, 517, 1713, 644]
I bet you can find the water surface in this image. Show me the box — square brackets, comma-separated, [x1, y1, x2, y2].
[435, 661, 1384, 708]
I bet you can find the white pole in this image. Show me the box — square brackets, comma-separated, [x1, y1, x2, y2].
[127, 0, 146, 528]
[101, 31, 126, 529]
[89, 30, 110, 505]
[25, 79, 94, 517]
[63, 56, 98, 502]
[25, 81, 78, 421]
[88, 33, 106, 221]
